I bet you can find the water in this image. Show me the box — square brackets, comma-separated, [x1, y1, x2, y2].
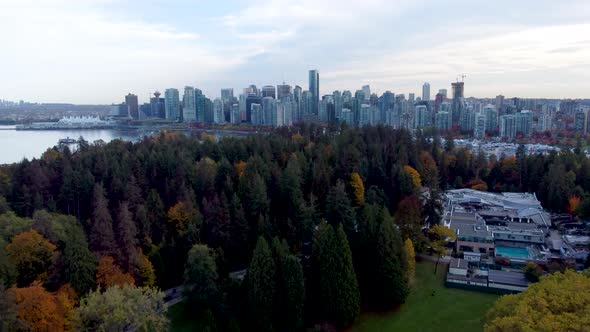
[495, 246, 530, 260]
[0, 126, 143, 164]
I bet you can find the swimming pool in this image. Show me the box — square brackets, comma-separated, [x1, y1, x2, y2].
[495, 246, 531, 259]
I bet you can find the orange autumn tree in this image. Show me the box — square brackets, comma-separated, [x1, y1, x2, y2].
[96, 256, 134, 290]
[14, 282, 75, 331]
[567, 195, 581, 215]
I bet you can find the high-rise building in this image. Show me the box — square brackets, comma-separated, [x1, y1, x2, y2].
[474, 114, 486, 139]
[182, 86, 197, 122]
[262, 97, 276, 126]
[195, 89, 208, 123]
[246, 94, 262, 123]
[438, 89, 447, 98]
[262, 85, 276, 99]
[230, 103, 240, 124]
[309, 70, 319, 114]
[293, 85, 302, 122]
[495, 95, 505, 111]
[251, 104, 263, 126]
[451, 82, 465, 125]
[435, 111, 451, 130]
[516, 110, 533, 137]
[362, 85, 371, 101]
[213, 98, 224, 124]
[276, 84, 292, 100]
[301, 91, 313, 116]
[414, 105, 431, 129]
[340, 108, 354, 126]
[539, 111, 552, 132]
[221, 88, 234, 102]
[125, 93, 139, 119]
[150, 91, 165, 118]
[422, 82, 430, 101]
[238, 94, 247, 122]
[483, 104, 498, 132]
[164, 88, 180, 121]
[500, 115, 517, 140]
[408, 93, 415, 106]
[333, 90, 343, 120]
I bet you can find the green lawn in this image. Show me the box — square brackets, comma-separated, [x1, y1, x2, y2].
[349, 261, 499, 332]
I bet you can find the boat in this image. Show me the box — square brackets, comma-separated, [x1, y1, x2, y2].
[58, 137, 77, 144]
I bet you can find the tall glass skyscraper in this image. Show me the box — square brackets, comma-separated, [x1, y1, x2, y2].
[182, 86, 196, 122]
[164, 88, 180, 121]
[309, 69, 319, 115]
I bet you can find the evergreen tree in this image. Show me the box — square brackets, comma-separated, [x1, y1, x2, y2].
[146, 190, 166, 245]
[89, 183, 116, 257]
[247, 237, 276, 332]
[313, 223, 359, 327]
[63, 221, 97, 295]
[280, 255, 305, 332]
[325, 181, 356, 238]
[184, 244, 218, 307]
[117, 201, 137, 273]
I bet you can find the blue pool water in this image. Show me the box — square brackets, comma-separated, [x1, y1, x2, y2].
[495, 246, 530, 259]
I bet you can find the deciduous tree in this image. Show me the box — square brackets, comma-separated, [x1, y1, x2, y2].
[6, 229, 56, 287]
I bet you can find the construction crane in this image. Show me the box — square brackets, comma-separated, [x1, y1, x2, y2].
[456, 74, 467, 82]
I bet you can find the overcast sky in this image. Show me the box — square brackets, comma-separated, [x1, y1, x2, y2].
[2, 0, 590, 104]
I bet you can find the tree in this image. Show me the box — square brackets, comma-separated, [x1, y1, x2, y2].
[403, 238, 416, 285]
[183, 244, 218, 307]
[522, 262, 543, 283]
[72, 285, 168, 332]
[567, 195, 581, 215]
[325, 181, 356, 238]
[6, 229, 56, 287]
[116, 202, 138, 273]
[14, 281, 73, 331]
[146, 190, 166, 245]
[89, 183, 116, 257]
[394, 195, 424, 246]
[62, 220, 97, 295]
[279, 255, 305, 332]
[403, 165, 422, 191]
[0, 284, 20, 331]
[349, 172, 365, 206]
[247, 237, 276, 332]
[96, 256, 135, 290]
[135, 249, 156, 287]
[313, 223, 359, 327]
[428, 225, 457, 273]
[484, 270, 590, 332]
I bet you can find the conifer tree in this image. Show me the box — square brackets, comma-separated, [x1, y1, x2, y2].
[89, 183, 115, 257]
[247, 237, 276, 332]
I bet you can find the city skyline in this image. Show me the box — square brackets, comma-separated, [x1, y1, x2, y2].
[2, 0, 590, 103]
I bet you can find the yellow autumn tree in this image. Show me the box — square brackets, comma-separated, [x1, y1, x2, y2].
[14, 282, 73, 331]
[234, 161, 247, 178]
[403, 165, 422, 190]
[403, 239, 416, 285]
[349, 172, 365, 206]
[567, 195, 580, 215]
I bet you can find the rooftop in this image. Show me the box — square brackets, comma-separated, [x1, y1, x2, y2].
[488, 270, 530, 288]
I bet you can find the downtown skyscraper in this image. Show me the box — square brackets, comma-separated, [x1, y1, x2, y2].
[309, 69, 319, 115]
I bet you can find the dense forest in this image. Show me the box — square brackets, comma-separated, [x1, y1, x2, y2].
[0, 123, 589, 331]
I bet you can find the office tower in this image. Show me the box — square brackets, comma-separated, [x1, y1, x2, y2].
[474, 113, 486, 139]
[244, 85, 259, 96]
[332, 90, 343, 119]
[277, 100, 294, 127]
[379, 91, 395, 124]
[150, 91, 165, 118]
[460, 106, 475, 130]
[434, 92, 445, 112]
[500, 115, 517, 140]
[277, 83, 292, 100]
[230, 103, 240, 124]
[221, 88, 234, 102]
[342, 90, 352, 103]
[301, 91, 313, 116]
[451, 81, 465, 125]
[182, 86, 197, 122]
[262, 97, 276, 126]
[516, 110, 533, 137]
[495, 95, 504, 111]
[213, 98, 224, 124]
[408, 93, 415, 105]
[435, 111, 451, 130]
[251, 104, 263, 126]
[125, 93, 139, 119]
[539, 111, 552, 132]
[362, 85, 371, 101]
[414, 105, 431, 129]
[246, 94, 262, 123]
[483, 104, 498, 132]
[309, 69, 319, 114]
[195, 89, 208, 123]
[139, 103, 150, 119]
[164, 88, 180, 121]
[574, 110, 587, 133]
[293, 85, 302, 122]
[262, 85, 276, 99]
[340, 108, 354, 125]
[438, 89, 447, 98]
[422, 82, 430, 101]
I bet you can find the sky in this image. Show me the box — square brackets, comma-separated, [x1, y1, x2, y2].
[1, 0, 590, 104]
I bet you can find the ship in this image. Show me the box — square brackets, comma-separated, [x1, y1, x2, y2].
[16, 116, 115, 130]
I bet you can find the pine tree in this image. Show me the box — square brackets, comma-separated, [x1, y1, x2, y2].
[89, 183, 116, 257]
[184, 244, 218, 307]
[280, 255, 305, 332]
[325, 181, 356, 238]
[247, 237, 276, 332]
[313, 223, 359, 327]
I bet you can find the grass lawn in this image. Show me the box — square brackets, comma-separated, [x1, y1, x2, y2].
[349, 261, 499, 332]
